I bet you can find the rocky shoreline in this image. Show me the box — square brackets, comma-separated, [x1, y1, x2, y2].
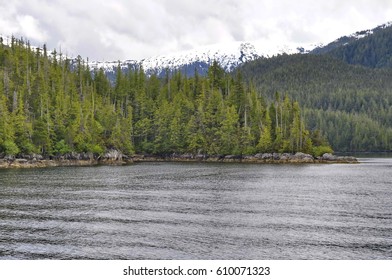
[132, 152, 358, 164]
[0, 151, 358, 169]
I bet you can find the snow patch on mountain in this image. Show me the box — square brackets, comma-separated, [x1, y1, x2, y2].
[140, 42, 260, 74]
[88, 40, 313, 77]
[88, 59, 137, 72]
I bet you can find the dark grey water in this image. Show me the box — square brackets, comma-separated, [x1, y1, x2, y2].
[0, 159, 391, 259]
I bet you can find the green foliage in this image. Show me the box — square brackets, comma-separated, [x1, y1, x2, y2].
[2, 140, 20, 156]
[257, 109, 272, 152]
[312, 145, 334, 157]
[219, 105, 240, 154]
[87, 144, 104, 155]
[20, 141, 37, 154]
[54, 140, 72, 155]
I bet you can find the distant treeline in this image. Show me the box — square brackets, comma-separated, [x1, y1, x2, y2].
[238, 54, 392, 152]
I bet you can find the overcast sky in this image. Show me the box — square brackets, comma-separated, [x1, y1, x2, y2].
[1, 0, 392, 61]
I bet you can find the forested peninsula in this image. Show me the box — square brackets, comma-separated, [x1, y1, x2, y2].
[0, 37, 355, 168]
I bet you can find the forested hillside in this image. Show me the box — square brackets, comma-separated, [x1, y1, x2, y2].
[312, 23, 392, 68]
[0, 37, 328, 158]
[238, 54, 392, 151]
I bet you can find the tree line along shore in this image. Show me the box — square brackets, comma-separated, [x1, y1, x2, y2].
[1, 37, 346, 166]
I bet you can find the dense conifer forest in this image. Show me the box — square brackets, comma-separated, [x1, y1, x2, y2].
[312, 23, 392, 69]
[0, 37, 330, 159]
[238, 54, 392, 152]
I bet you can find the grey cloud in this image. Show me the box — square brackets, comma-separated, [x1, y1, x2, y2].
[1, 0, 392, 60]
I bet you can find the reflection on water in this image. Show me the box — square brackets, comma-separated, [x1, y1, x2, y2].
[0, 159, 391, 259]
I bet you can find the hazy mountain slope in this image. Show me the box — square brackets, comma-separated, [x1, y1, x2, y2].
[312, 22, 392, 68]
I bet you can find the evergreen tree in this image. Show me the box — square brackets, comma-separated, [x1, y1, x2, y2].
[257, 108, 273, 152]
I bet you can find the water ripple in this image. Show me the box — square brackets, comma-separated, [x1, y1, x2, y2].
[1, 160, 391, 259]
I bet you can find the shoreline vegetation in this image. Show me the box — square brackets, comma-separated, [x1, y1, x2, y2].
[0, 150, 358, 169]
[1, 38, 341, 166]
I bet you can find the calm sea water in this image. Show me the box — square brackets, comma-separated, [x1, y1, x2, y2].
[0, 159, 391, 260]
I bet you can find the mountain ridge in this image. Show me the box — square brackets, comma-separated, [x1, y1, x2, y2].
[311, 21, 392, 55]
[87, 21, 392, 78]
[88, 41, 311, 78]
[310, 21, 392, 68]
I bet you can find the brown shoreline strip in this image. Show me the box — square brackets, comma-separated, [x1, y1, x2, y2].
[0, 152, 358, 169]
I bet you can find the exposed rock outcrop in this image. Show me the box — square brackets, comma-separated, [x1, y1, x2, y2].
[0, 149, 130, 169]
[100, 149, 127, 164]
[318, 153, 358, 163]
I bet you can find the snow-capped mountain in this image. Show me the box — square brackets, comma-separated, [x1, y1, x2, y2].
[88, 21, 392, 79]
[142, 42, 260, 74]
[88, 41, 310, 79]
